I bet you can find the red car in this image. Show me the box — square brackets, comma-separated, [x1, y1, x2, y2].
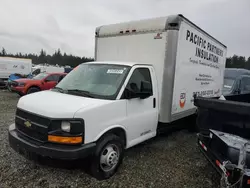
[10, 72, 67, 96]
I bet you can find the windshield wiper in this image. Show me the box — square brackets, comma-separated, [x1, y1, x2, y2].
[67, 89, 94, 98]
[52, 87, 66, 93]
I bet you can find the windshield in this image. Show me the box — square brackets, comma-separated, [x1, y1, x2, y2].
[56, 63, 130, 99]
[32, 73, 48, 80]
[32, 68, 41, 75]
[223, 77, 235, 93]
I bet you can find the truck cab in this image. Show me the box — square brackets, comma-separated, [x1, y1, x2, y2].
[9, 61, 159, 180]
[223, 68, 250, 96]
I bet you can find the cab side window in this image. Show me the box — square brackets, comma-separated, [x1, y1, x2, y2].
[122, 68, 153, 99]
[45, 75, 56, 82]
[32, 68, 41, 75]
[58, 75, 65, 83]
[241, 77, 250, 94]
[52, 74, 62, 82]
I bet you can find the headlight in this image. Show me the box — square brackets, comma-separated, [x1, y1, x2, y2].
[61, 121, 71, 132]
[48, 119, 84, 145]
[18, 82, 26, 87]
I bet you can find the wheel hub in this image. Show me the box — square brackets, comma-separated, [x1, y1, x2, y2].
[100, 144, 120, 172]
[107, 151, 118, 166]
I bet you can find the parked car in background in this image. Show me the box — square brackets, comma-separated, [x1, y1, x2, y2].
[7, 65, 72, 91]
[10, 72, 67, 96]
[223, 68, 250, 96]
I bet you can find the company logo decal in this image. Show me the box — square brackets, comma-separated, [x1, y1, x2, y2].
[179, 92, 186, 108]
[24, 120, 32, 128]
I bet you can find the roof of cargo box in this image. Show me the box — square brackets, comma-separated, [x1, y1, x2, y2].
[96, 15, 179, 36]
[0, 56, 32, 62]
[96, 14, 226, 48]
[85, 61, 146, 67]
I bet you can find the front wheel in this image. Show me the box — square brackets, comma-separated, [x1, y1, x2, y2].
[18, 92, 24, 97]
[90, 134, 124, 180]
[27, 87, 40, 95]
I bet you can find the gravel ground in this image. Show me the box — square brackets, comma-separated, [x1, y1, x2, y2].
[0, 90, 220, 188]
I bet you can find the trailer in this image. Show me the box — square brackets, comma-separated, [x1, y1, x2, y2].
[195, 94, 250, 187]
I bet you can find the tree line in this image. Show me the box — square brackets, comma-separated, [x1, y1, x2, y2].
[0, 48, 94, 68]
[0, 47, 249, 70]
[226, 55, 250, 69]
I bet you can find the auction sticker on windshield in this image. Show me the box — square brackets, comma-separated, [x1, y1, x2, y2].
[107, 69, 124, 74]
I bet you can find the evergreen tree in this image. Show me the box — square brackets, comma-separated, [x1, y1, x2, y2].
[0, 47, 93, 68]
[0, 48, 6, 56]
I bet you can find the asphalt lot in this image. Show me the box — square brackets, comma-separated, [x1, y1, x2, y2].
[0, 90, 220, 188]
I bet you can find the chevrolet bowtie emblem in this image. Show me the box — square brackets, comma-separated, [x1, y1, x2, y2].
[24, 120, 32, 128]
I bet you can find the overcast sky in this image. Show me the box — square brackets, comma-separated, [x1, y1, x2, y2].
[0, 0, 249, 58]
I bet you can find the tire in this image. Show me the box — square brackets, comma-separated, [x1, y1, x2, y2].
[18, 92, 24, 97]
[27, 87, 40, 95]
[187, 114, 199, 133]
[90, 134, 125, 180]
[7, 84, 12, 92]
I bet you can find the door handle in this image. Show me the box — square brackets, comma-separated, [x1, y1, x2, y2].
[153, 98, 156, 108]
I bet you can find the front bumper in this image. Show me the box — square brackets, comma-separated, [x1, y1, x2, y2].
[0, 79, 7, 87]
[10, 86, 26, 94]
[8, 123, 96, 160]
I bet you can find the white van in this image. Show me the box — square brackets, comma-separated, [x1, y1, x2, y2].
[8, 14, 227, 180]
[32, 65, 65, 75]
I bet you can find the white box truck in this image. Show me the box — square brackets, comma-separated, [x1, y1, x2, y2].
[8, 14, 227, 180]
[0, 57, 32, 86]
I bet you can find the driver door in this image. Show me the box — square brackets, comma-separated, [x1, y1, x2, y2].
[121, 66, 158, 147]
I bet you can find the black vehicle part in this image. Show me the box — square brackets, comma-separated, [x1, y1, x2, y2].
[194, 93, 250, 140]
[198, 130, 250, 188]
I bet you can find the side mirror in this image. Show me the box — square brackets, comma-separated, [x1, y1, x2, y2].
[58, 77, 64, 83]
[124, 81, 152, 99]
[138, 81, 152, 99]
[123, 88, 137, 99]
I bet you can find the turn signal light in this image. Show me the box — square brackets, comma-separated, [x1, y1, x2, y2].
[48, 135, 82, 144]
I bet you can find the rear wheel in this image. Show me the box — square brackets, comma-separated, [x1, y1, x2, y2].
[27, 87, 40, 95]
[90, 134, 124, 180]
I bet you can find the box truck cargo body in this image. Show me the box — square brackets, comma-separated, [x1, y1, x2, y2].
[95, 14, 227, 123]
[0, 57, 32, 85]
[8, 14, 227, 180]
